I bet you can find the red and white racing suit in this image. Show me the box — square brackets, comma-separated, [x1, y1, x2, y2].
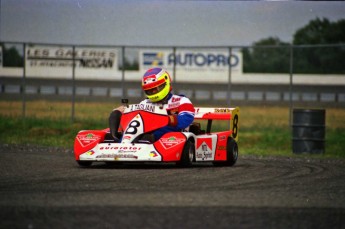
[139, 93, 195, 140]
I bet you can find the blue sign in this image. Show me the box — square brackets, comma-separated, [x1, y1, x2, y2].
[143, 52, 164, 66]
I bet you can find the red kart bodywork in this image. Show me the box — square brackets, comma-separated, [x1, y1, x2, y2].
[74, 104, 240, 167]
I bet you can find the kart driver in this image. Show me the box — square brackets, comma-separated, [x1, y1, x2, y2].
[109, 67, 195, 143]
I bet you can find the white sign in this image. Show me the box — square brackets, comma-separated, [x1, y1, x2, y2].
[25, 45, 119, 79]
[139, 49, 243, 83]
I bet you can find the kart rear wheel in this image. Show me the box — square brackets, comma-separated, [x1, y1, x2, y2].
[213, 137, 238, 166]
[177, 139, 195, 167]
[77, 160, 92, 167]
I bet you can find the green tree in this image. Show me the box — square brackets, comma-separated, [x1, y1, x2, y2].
[119, 57, 139, 71]
[1, 44, 23, 67]
[243, 37, 290, 73]
[293, 18, 345, 74]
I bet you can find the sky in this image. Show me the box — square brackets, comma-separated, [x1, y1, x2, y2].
[1, 0, 345, 47]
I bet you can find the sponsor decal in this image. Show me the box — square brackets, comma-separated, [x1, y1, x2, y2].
[197, 138, 212, 149]
[141, 51, 240, 69]
[86, 150, 95, 155]
[99, 146, 142, 152]
[114, 154, 138, 160]
[217, 146, 226, 150]
[143, 52, 164, 66]
[196, 147, 213, 160]
[167, 52, 239, 68]
[219, 135, 227, 141]
[26, 46, 116, 69]
[196, 138, 213, 160]
[168, 102, 180, 109]
[214, 108, 231, 113]
[160, 136, 185, 149]
[130, 104, 155, 113]
[25, 45, 119, 79]
[96, 153, 138, 160]
[150, 151, 159, 158]
[77, 133, 101, 148]
[171, 97, 181, 103]
[96, 153, 115, 159]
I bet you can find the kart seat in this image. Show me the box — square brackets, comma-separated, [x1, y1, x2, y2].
[189, 122, 205, 135]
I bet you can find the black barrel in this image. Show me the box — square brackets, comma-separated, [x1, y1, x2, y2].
[292, 109, 326, 154]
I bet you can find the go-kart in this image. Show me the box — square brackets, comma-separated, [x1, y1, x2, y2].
[74, 102, 240, 167]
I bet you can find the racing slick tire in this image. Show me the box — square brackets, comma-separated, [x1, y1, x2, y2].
[77, 160, 92, 167]
[177, 139, 195, 167]
[213, 137, 238, 167]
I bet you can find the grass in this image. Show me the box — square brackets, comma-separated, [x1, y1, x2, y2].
[1, 100, 344, 158]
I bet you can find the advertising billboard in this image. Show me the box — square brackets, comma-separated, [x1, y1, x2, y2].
[25, 45, 119, 79]
[139, 48, 243, 83]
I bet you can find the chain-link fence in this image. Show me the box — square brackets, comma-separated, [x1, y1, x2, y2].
[0, 42, 344, 122]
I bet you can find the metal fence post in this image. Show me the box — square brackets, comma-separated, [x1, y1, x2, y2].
[173, 47, 176, 83]
[121, 46, 126, 99]
[22, 43, 26, 118]
[71, 45, 76, 122]
[289, 44, 294, 126]
[227, 47, 232, 107]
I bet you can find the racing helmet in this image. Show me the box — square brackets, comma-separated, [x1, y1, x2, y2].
[142, 68, 172, 102]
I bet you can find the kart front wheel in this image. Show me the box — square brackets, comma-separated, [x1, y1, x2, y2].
[177, 139, 195, 167]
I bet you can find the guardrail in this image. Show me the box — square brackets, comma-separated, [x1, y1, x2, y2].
[1, 77, 344, 107]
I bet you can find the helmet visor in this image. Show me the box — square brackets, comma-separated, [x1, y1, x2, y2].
[145, 83, 166, 96]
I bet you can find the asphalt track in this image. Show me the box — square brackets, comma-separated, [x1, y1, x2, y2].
[1, 144, 345, 229]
